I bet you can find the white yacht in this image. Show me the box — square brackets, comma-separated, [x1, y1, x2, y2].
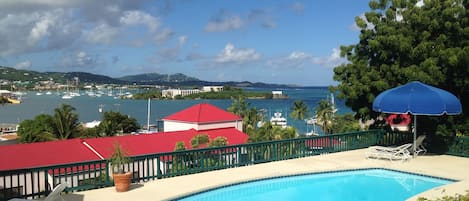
[270, 112, 288, 128]
[62, 94, 73, 99]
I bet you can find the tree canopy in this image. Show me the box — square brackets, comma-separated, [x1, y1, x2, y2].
[332, 0, 468, 133]
[99, 111, 140, 136]
[290, 100, 309, 121]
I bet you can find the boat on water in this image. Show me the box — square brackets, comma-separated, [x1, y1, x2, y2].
[270, 112, 288, 128]
[304, 93, 338, 135]
[0, 90, 22, 104]
[6, 97, 21, 104]
[62, 93, 73, 99]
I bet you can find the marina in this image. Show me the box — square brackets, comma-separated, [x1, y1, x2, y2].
[0, 87, 351, 135]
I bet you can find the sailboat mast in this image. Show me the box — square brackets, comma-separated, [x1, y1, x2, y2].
[147, 98, 151, 131]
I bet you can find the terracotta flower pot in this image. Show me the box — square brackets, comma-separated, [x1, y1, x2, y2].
[113, 172, 132, 192]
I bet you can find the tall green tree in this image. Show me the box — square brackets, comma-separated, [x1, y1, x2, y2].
[99, 111, 140, 136]
[332, 0, 468, 134]
[17, 114, 56, 143]
[51, 104, 80, 139]
[315, 99, 334, 134]
[332, 113, 361, 133]
[290, 100, 309, 121]
[332, 0, 468, 117]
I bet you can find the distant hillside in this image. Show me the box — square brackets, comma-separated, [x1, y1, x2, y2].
[0, 66, 123, 84]
[0, 66, 50, 82]
[63, 72, 124, 84]
[119, 73, 200, 83]
[0, 66, 300, 88]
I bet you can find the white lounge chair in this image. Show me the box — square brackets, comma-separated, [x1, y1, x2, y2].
[44, 183, 67, 201]
[8, 183, 67, 201]
[366, 143, 412, 161]
[411, 135, 427, 156]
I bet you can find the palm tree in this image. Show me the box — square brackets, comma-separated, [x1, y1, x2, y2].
[51, 104, 80, 139]
[227, 96, 249, 117]
[315, 99, 334, 134]
[290, 100, 309, 121]
[243, 107, 264, 131]
[17, 114, 56, 143]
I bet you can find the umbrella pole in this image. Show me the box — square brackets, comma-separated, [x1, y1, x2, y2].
[413, 115, 417, 158]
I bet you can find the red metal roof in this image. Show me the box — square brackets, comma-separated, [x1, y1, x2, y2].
[0, 128, 248, 171]
[0, 139, 101, 171]
[84, 128, 248, 158]
[162, 103, 242, 123]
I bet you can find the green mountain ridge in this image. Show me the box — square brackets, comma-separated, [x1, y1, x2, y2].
[0, 66, 302, 88]
[118, 73, 200, 83]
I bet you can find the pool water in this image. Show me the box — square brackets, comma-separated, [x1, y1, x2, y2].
[176, 169, 453, 201]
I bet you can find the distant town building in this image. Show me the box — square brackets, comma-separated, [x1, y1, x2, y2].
[272, 91, 288, 99]
[161, 88, 201, 99]
[202, 86, 224, 92]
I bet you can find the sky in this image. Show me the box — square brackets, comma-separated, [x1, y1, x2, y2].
[0, 0, 371, 86]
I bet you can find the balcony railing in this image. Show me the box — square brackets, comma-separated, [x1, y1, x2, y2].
[0, 130, 411, 201]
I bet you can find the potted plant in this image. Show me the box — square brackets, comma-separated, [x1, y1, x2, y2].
[109, 142, 132, 192]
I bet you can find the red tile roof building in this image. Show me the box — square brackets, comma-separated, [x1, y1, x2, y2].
[162, 103, 243, 132]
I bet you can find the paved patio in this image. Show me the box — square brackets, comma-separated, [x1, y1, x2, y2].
[63, 149, 469, 201]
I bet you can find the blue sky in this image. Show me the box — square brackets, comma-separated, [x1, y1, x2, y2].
[0, 0, 370, 86]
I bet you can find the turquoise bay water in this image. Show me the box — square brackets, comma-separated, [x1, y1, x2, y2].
[176, 169, 453, 201]
[0, 87, 351, 134]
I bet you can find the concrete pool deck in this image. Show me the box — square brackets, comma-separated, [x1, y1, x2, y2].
[63, 149, 469, 201]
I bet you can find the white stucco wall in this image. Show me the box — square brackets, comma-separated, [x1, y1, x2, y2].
[164, 121, 198, 132]
[163, 120, 243, 132]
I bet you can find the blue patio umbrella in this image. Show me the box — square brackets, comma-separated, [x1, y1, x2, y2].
[372, 81, 462, 156]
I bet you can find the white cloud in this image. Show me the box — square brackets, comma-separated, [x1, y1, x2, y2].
[0, 0, 174, 57]
[59, 50, 98, 68]
[76, 51, 93, 66]
[205, 15, 244, 32]
[267, 51, 312, 69]
[311, 48, 345, 67]
[14, 60, 32, 69]
[268, 48, 345, 69]
[288, 51, 310, 60]
[290, 2, 305, 14]
[248, 9, 276, 29]
[85, 23, 118, 44]
[154, 28, 174, 43]
[0, 9, 72, 56]
[178, 35, 187, 46]
[28, 12, 57, 45]
[215, 43, 261, 64]
[120, 10, 161, 33]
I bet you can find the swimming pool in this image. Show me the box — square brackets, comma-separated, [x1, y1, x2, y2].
[175, 169, 454, 201]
